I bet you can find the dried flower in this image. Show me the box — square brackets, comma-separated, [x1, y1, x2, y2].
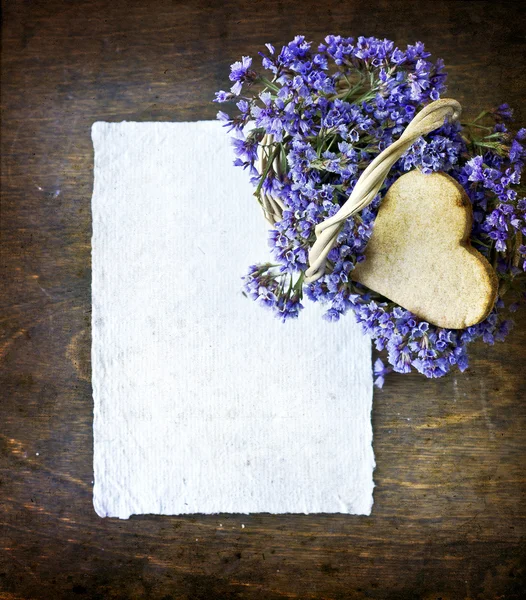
[216, 35, 526, 385]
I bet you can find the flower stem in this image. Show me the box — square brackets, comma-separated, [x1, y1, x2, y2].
[258, 76, 280, 93]
[254, 145, 280, 197]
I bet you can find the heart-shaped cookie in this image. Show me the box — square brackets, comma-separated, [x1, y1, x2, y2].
[352, 170, 498, 329]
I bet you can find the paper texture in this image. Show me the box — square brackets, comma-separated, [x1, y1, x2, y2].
[91, 120, 375, 518]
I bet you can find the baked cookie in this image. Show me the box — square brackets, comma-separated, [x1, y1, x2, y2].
[352, 170, 498, 329]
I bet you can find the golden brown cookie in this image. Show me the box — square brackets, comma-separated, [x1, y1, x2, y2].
[352, 169, 498, 329]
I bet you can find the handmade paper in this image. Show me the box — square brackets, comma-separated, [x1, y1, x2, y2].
[91, 120, 374, 518]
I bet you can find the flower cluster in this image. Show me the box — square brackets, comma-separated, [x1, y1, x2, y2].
[216, 35, 526, 385]
[242, 263, 304, 322]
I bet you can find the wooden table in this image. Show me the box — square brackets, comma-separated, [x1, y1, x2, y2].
[1, 1, 525, 598]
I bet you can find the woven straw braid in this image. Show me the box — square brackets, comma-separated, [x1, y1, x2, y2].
[305, 98, 462, 281]
[256, 133, 286, 225]
[254, 98, 462, 281]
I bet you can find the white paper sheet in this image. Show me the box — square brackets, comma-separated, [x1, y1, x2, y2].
[91, 120, 375, 518]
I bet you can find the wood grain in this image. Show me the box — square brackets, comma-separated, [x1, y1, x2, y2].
[1, 1, 525, 598]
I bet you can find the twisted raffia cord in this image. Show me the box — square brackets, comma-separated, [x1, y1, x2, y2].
[256, 133, 286, 225]
[305, 98, 462, 282]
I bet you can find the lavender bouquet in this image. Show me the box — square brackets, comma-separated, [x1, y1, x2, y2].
[215, 35, 526, 386]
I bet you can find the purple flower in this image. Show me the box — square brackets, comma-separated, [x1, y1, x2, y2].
[214, 90, 235, 103]
[229, 56, 256, 95]
[217, 36, 525, 386]
[494, 103, 514, 121]
[373, 358, 391, 388]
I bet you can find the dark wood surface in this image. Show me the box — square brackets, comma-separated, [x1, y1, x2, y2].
[1, 1, 525, 598]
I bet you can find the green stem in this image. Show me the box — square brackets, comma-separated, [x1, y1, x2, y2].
[483, 132, 507, 140]
[295, 271, 305, 291]
[258, 76, 280, 93]
[472, 109, 489, 124]
[462, 123, 492, 131]
[254, 145, 280, 197]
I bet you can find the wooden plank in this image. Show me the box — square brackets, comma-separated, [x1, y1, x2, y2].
[1, 1, 525, 598]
